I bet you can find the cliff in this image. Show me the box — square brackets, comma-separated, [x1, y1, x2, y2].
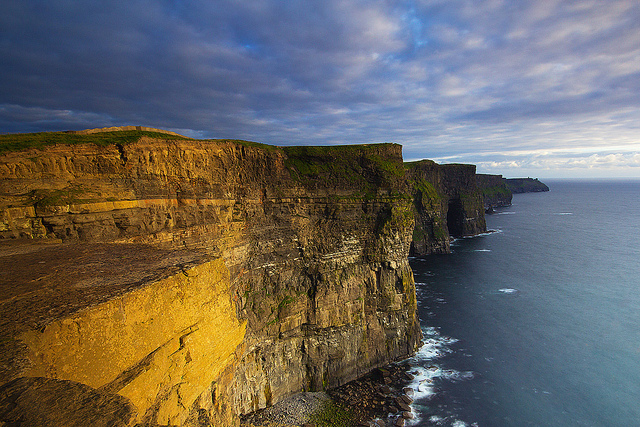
[506, 178, 550, 193]
[0, 130, 422, 426]
[405, 161, 486, 256]
[477, 174, 512, 210]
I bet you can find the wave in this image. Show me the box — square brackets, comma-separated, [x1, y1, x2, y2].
[478, 229, 502, 237]
[460, 229, 502, 239]
[425, 416, 479, 427]
[405, 326, 474, 426]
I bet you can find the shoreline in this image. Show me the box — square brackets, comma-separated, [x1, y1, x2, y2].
[241, 362, 418, 427]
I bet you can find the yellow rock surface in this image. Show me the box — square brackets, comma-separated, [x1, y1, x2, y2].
[0, 133, 423, 426]
[20, 258, 246, 426]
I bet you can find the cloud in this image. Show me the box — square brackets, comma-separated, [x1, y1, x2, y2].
[1, 0, 639, 177]
[0, 104, 116, 133]
[473, 152, 640, 179]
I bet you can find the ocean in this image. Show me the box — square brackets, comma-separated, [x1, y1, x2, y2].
[406, 180, 640, 426]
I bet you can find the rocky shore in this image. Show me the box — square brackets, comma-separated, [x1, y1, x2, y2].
[241, 362, 418, 427]
[241, 392, 331, 427]
[2, 129, 490, 426]
[330, 362, 417, 427]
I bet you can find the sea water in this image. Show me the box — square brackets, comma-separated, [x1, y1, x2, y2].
[406, 180, 640, 426]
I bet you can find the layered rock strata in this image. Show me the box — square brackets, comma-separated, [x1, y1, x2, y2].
[0, 133, 422, 426]
[477, 174, 512, 210]
[405, 160, 486, 256]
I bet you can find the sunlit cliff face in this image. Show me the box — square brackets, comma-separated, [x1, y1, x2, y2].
[0, 135, 424, 426]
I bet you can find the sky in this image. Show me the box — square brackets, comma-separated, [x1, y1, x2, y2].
[1, 1, 640, 178]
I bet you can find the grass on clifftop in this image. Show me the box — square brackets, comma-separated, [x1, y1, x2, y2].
[282, 144, 405, 190]
[0, 130, 188, 153]
[404, 159, 437, 168]
[482, 185, 511, 198]
[505, 178, 550, 193]
[412, 178, 441, 210]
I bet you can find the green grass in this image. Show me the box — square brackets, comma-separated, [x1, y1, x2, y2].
[367, 153, 405, 178]
[310, 400, 357, 427]
[404, 159, 437, 168]
[0, 130, 189, 153]
[277, 295, 296, 311]
[412, 179, 441, 211]
[28, 187, 93, 207]
[282, 144, 405, 190]
[283, 145, 364, 183]
[505, 178, 549, 193]
[412, 225, 426, 241]
[433, 223, 449, 241]
[482, 185, 511, 198]
[231, 139, 282, 152]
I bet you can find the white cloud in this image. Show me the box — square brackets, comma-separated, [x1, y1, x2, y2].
[473, 152, 640, 179]
[2, 0, 640, 178]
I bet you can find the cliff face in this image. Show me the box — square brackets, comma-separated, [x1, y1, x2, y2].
[0, 133, 421, 426]
[477, 174, 512, 209]
[405, 161, 486, 256]
[506, 178, 550, 193]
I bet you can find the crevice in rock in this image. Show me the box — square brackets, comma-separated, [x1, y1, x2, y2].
[116, 143, 127, 164]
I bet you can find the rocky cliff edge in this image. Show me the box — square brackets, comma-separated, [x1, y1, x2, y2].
[0, 130, 422, 426]
[406, 160, 487, 256]
[477, 174, 513, 211]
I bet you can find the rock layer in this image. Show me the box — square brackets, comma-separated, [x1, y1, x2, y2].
[406, 160, 486, 256]
[477, 174, 512, 210]
[0, 133, 422, 426]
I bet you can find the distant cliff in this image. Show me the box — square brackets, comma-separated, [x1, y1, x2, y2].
[406, 161, 486, 256]
[0, 131, 422, 426]
[477, 174, 512, 210]
[506, 178, 550, 193]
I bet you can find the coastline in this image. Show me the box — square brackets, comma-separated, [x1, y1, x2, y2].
[242, 362, 418, 427]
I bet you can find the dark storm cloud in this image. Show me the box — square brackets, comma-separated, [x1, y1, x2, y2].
[1, 0, 640, 177]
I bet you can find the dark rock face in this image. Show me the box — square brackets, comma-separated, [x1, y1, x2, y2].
[506, 178, 550, 193]
[0, 134, 422, 426]
[0, 131, 494, 425]
[406, 161, 486, 256]
[477, 174, 513, 210]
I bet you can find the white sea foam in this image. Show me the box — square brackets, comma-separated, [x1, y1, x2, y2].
[474, 249, 491, 252]
[474, 229, 503, 237]
[554, 212, 573, 215]
[404, 331, 452, 422]
[404, 325, 475, 426]
[498, 288, 518, 294]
